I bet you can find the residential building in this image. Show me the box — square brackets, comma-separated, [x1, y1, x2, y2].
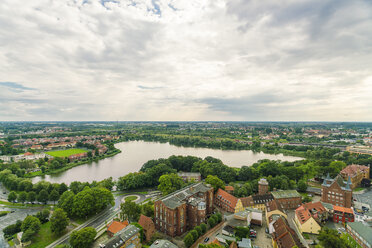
[294, 202, 327, 234]
[215, 188, 244, 213]
[107, 220, 129, 237]
[271, 190, 302, 210]
[271, 216, 303, 248]
[333, 205, 354, 223]
[154, 182, 213, 237]
[228, 208, 263, 227]
[177, 172, 201, 182]
[346, 221, 372, 248]
[138, 215, 155, 242]
[100, 224, 141, 248]
[258, 178, 269, 195]
[321, 174, 353, 208]
[340, 164, 370, 189]
[149, 240, 178, 248]
[265, 200, 287, 224]
[241, 193, 274, 211]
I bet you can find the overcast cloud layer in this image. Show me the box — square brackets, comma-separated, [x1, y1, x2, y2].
[0, 0, 371, 121]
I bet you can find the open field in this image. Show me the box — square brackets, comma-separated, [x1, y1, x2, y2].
[46, 148, 88, 158]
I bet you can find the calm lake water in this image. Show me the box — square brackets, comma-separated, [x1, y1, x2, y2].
[32, 141, 302, 184]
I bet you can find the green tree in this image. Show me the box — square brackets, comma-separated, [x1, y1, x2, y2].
[58, 191, 75, 216]
[8, 191, 17, 202]
[40, 166, 46, 173]
[190, 229, 199, 241]
[27, 191, 36, 203]
[205, 175, 225, 192]
[216, 213, 222, 223]
[120, 199, 141, 222]
[72, 187, 94, 218]
[158, 173, 185, 195]
[17, 191, 27, 203]
[35, 209, 50, 223]
[195, 225, 202, 236]
[200, 223, 207, 234]
[37, 189, 49, 204]
[70, 227, 97, 248]
[21, 215, 41, 242]
[58, 183, 68, 195]
[49, 189, 60, 204]
[51, 208, 69, 235]
[184, 233, 194, 248]
[208, 217, 216, 228]
[141, 201, 154, 218]
[297, 180, 308, 192]
[318, 227, 349, 248]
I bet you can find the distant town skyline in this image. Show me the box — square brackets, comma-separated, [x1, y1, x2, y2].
[1, 0, 371, 121]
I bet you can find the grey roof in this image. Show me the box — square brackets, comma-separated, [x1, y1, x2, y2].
[157, 182, 211, 209]
[238, 238, 252, 248]
[149, 239, 178, 248]
[347, 222, 372, 245]
[252, 193, 274, 203]
[271, 190, 301, 199]
[102, 224, 140, 248]
[177, 172, 201, 177]
[322, 174, 352, 191]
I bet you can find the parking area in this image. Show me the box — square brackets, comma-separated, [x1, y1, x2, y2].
[353, 188, 372, 207]
[251, 222, 272, 248]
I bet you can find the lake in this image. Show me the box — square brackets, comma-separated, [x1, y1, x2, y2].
[32, 141, 302, 184]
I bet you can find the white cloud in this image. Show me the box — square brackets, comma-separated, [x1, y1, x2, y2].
[0, 0, 371, 121]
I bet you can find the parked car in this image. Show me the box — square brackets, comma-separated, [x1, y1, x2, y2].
[204, 237, 209, 243]
[249, 234, 257, 238]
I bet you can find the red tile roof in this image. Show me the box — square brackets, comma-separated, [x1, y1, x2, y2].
[266, 200, 283, 212]
[216, 188, 238, 209]
[107, 220, 129, 234]
[225, 186, 234, 191]
[24, 152, 33, 156]
[296, 201, 327, 225]
[340, 164, 369, 177]
[333, 205, 353, 214]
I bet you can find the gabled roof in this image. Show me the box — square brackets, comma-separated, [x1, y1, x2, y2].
[252, 193, 274, 204]
[216, 188, 238, 209]
[322, 174, 352, 191]
[272, 217, 303, 248]
[340, 164, 370, 177]
[347, 222, 372, 245]
[225, 185, 234, 191]
[296, 202, 327, 225]
[107, 220, 128, 234]
[333, 205, 353, 214]
[266, 200, 283, 213]
[240, 196, 253, 207]
[149, 239, 178, 248]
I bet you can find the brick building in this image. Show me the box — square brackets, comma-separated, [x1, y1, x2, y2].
[241, 194, 274, 211]
[271, 190, 302, 210]
[340, 164, 370, 189]
[271, 216, 304, 248]
[346, 222, 372, 248]
[215, 188, 243, 213]
[138, 215, 155, 242]
[333, 205, 354, 223]
[321, 174, 353, 208]
[258, 178, 269, 195]
[154, 182, 213, 237]
[106, 220, 129, 237]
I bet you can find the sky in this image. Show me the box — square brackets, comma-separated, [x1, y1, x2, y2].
[0, 0, 372, 121]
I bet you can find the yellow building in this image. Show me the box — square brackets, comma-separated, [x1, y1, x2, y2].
[265, 200, 287, 224]
[294, 202, 327, 234]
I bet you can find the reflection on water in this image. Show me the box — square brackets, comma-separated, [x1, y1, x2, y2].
[32, 141, 302, 184]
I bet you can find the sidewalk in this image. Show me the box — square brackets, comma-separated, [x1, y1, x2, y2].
[191, 221, 225, 248]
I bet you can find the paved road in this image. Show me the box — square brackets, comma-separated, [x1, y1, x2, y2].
[46, 192, 157, 248]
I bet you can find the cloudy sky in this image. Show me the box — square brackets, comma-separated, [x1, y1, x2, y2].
[0, 0, 371, 121]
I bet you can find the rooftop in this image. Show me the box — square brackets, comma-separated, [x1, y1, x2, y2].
[237, 238, 252, 248]
[157, 182, 211, 209]
[340, 164, 369, 177]
[333, 205, 353, 214]
[102, 224, 140, 248]
[271, 190, 301, 199]
[107, 220, 129, 235]
[216, 188, 238, 208]
[348, 222, 372, 245]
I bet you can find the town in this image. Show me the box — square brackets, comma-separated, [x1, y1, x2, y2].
[0, 122, 372, 248]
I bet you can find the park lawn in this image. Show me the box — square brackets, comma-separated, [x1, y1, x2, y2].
[124, 196, 138, 201]
[46, 148, 88, 158]
[28, 222, 63, 248]
[353, 187, 364, 192]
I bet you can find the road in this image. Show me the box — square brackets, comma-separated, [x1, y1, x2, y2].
[46, 191, 160, 248]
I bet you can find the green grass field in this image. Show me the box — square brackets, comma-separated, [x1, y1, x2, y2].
[28, 222, 64, 248]
[46, 148, 88, 158]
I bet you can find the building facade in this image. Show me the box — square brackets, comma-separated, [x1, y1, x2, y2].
[333, 205, 354, 223]
[177, 172, 201, 182]
[321, 174, 353, 208]
[154, 183, 213, 237]
[271, 190, 302, 210]
[258, 178, 269, 195]
[340, 164, 370, 189]
[100, 224, 141, 248]
[346, 222, 372, 248]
